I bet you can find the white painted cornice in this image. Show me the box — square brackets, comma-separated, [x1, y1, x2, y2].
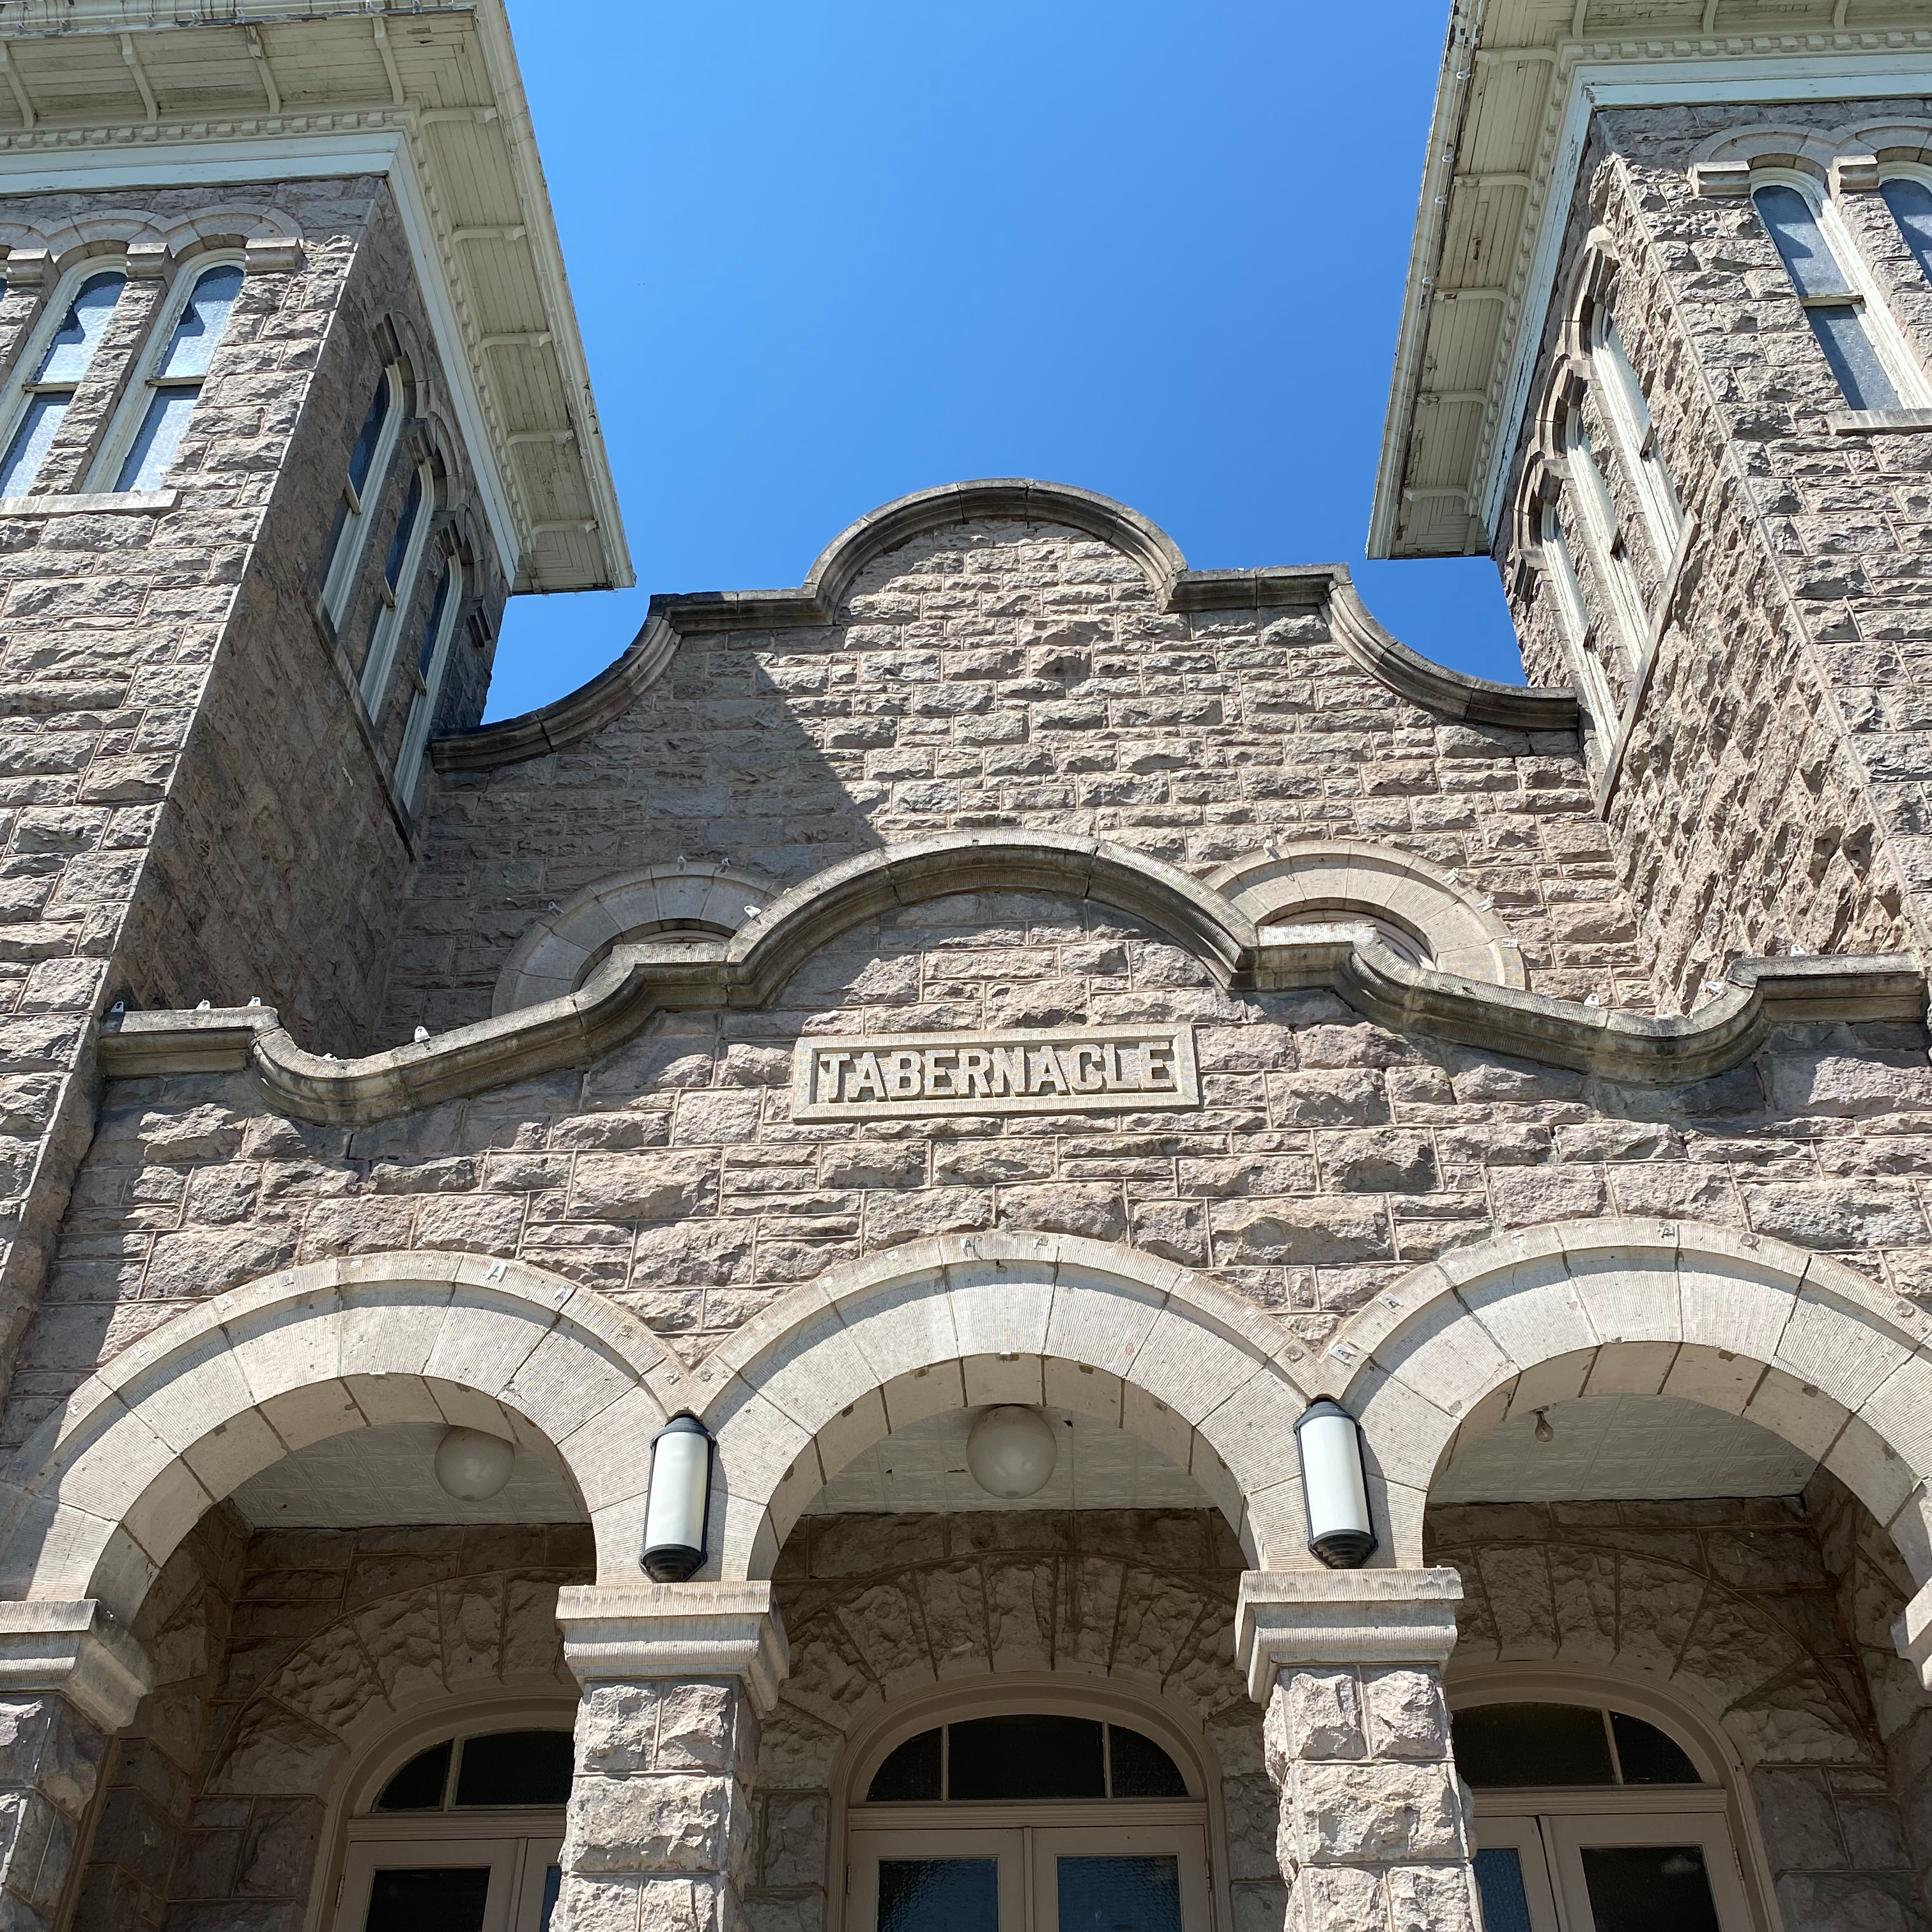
[1370, 1, 1932, 560]
[0, 3, 631, 595]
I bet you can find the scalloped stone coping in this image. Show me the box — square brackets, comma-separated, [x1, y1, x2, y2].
[95, 833, 1923, 1124]
[429, 480, 1577, 773]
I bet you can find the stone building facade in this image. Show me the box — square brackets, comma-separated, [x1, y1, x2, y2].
[0, 6, 1926, 1932]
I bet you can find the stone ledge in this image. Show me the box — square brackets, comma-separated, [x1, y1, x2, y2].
[1236, 1568, 1465, 1701]
[1827, 408, 1932, 436]
[0, 1599, 151, 1731]
[556, 1582, 788, 1713]
[431, 480, 1577, 772]
[0, 488, 176, 517]
[95, 834, 1926, 1124]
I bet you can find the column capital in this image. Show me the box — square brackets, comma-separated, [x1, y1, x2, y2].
[555, 1581, 789, 1716]
[1235, 1567, 1464, 1703]
[0, 1599, 151, 1732]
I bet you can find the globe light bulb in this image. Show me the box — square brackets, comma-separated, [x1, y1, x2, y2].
[434, 1425, 516, 1502]
[966, 1406, 1058, 1499]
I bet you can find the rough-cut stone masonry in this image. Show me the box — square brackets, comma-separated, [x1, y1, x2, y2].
[19, 887, 1932, 1453]
[0, 178, 506, 1441]
[1432, 1486, 1932, 1929]
[759, 1509, 1266, 1932]
[154, 1521, 589, 1932]
[384, 518, 1646, 1043]
[1502, 102, 1932, 1014]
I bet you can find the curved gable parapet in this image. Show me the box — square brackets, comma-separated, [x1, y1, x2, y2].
[432, 480, 1578, 772]
[95, 829, 1922, 1124]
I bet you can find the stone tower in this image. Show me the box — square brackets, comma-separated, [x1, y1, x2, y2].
[1372, 3, 1932, 1025]
[0, 6, 627, 1409]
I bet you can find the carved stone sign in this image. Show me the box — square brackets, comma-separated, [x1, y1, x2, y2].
[792, 1025, 1200, 1121]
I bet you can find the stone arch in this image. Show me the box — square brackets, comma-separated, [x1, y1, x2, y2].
[0, 1252, 683, 1624]
[687, 1232, 1312, 1582]
[494, 859, 783, 1016]
[1330, 1219, 1932, 1589]
[1207, 839, 1524, 988]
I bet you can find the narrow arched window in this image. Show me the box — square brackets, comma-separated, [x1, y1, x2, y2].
[394, 551, 462, 808]
[1560, 404, 1647, 667]
[1752, 181, 1901, 409]
[105, 262, 243, 493]
[0, 268, 126, 497]
[358, 461, 431, 713]
[1589, 312, 1682, 560]
[1538, 498, 1619, 739]
[1880, 174, 1932, 286]
[320, 366, 402, 622]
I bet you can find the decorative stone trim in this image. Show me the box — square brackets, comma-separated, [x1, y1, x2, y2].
[1235, 1570, 1464, 1705]
[0, 1598, 151, 1732]
[0, 1250, 682, 1620]
[94, 834, 1924, 1124]
[690, 1229, 1312, 1580]
[1827, 407, 1932, 434]
[1327, 1217, 1932, 1597]
[0, 488, 176, 516]
[1207, 839, 1526, 990]
[430, 482, 1576, 772]
[493, 860, 781, 1017]
[556, 1582, 789, 1715]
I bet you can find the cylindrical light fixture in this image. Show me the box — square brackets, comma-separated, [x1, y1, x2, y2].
[642, 1412, 712, 1582]
[434, 1425, 516, 1502]
[1295, 1397, 1376, 1568]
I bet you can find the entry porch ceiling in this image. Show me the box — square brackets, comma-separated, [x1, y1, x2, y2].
[1370, 0, 1932, 560]
[0, 1, 629, 595]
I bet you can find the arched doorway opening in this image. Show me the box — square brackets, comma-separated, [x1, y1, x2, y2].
[1450, 1672, 1779, 1932]
[843, 1685, 1216, 1932]
[326, 1703, 578, 1932]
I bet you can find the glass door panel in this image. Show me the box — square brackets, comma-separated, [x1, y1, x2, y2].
[512, 1835, 564, 1932]
[1034, 1827, 1209, 1932]
[851, 1827, 1023, 1932]
[1547, 1814, 1751, 1932]
[342, 1840, 516, 1932]
[1471, 1818, 1561, 1932]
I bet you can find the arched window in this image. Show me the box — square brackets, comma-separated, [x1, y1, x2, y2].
[1588, 310, 1682, 560]
[320, 365, 403, 622]
[1559, 406, 1648, 671]
[1537, 497, 1620, 743]
[0, 266, 126, 497]
[357, 460, 433, 714]
[1752, 180, 1905, 410]
[100, 260, 243, 493]
[394, 549, 463, 807]
[1879, 172, 1932, 286]
[1456, 1696, 1759, 1932]
[849, 1702, 1211, 1932]
[334, 1721, 572, 1932]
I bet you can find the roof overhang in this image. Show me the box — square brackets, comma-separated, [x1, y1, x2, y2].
[0, 0, 630, 595]
[1369, 0, 1932, 560]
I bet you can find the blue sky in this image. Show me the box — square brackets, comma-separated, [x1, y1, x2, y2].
[487, 0, 1524, 722]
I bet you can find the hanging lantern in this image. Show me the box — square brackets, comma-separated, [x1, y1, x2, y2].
[641, 1413, 713, 1581]
[1295, 1397, 1377, 1568]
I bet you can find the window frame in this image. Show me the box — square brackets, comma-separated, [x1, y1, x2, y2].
[394, 545, 464, 811]
[1448, 1667, 1779, 1932]
[1875, 160, 1932, 292]
[1554, 410, 1648, 677]
[88, 251, 244, 495]
[320, 360, 407, 625]
[1751, 166, 1932, 409]
[1586, 306, 1683, 565]
[357, 455, 437, 719]
[0, 257, 131, 499]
